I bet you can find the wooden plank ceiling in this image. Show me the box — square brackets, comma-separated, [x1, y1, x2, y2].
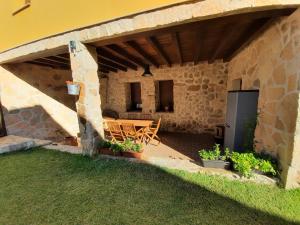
[25, 8, 296, 73]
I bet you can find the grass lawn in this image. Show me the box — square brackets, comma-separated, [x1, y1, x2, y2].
[0, 148, 299, 225]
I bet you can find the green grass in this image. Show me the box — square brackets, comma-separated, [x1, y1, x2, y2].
[0, 148, 299, 225]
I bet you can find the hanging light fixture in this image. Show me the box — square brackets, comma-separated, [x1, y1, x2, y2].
[142, 64, 153, 77]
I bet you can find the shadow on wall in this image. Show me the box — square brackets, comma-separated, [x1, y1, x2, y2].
[3, 63, 76, 111]
[2, 105, 75, 142]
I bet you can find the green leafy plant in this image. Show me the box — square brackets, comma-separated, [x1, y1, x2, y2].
[110, 143, 124, 153]
[258, 160, 276, 175]
[198, 144, 228, 161]
[98, 140, 112, 149]
[230, 152, 277, 178]
[121, 139, 142, 153]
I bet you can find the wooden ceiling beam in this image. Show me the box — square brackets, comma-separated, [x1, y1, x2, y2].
[225, 17, 274, 61]
[34, 58, 69, 68]
[105, 44, 145, 68]
[194, 30, 202, 64]
[100, 68, 109, 74]
[124, 40, 159, 68]
[54, 54, 70, 61]
[99, 64, 118, 73]
[40, 57, 70, 66]
[26, 61, 69, 70]
[50, 55, 70, 63]
[209, 24, 236, 63]
[92, 8, 295, 47]
[97, 47, 137, 70]
[146, 36, 171, 67]
[172, 32, 183, 65]
[99, 57, 127, 72]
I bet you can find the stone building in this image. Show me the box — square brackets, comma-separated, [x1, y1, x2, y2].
[0, 0, 299, 188]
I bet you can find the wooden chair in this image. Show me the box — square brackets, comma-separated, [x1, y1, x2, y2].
[106, 121, 125, 142]
[121, 123, 144, 142]
[145, 117, 161, 145]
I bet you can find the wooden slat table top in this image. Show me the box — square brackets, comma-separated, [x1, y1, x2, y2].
[104, 118, 153, 127]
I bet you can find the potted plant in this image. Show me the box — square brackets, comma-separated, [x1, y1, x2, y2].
[121, 139, 143, 159]
[98, 140, 122, 156]
[198, 144, 231, 169]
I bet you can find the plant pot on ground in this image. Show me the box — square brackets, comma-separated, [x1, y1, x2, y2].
[122, 150, 143, 159]
[120, 139, 144, 159]
[198, 144, 231, 170]
[98, 140, 122, 156]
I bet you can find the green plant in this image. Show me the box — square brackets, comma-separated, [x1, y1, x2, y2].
[230, 152, 277, 178]
[98, 140, 112, 149]
[198, 144, 228, 161]
[243, 116, 258, 152]
[259, 160, 276, 175]
[110, 143, 124, 153]
[121, 139, 142, 153]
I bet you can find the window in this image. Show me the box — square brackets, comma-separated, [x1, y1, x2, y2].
[156, 80, 174, 112]
[127, 82, 142, 112]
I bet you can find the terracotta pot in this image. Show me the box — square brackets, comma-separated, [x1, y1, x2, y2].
[122, 150, 143, 159]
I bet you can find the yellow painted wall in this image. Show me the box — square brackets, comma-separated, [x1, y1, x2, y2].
[0, 0, 186, 52]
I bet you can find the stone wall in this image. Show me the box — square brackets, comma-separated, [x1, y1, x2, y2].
[102, 62, 228, 134]
[0, 63, 79, 141]
[228, 10, 300, 188]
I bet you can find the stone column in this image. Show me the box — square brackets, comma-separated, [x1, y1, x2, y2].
[69, 41, 104, 156]
[283, 93, 300, 189]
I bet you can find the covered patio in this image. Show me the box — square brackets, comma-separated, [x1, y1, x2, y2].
[14, 7, 295, 161]
[0, 1, 300, 188]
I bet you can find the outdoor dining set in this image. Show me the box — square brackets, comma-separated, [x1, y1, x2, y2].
[103, 117, 161, 145]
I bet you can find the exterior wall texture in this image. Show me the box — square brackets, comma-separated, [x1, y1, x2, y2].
[0, 63, 79, 141]
[102, 62, 228, 134]
[228, 10, 300, 188]
[0, 0, 186, 52]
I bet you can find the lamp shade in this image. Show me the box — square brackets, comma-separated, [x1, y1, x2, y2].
[142, 65, 153, 77]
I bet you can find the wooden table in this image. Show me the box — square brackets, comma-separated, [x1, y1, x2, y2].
[104, 118, 153, 128]
[115, 119, 153, 127]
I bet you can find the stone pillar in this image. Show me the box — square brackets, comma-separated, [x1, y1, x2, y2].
[69, 41, 104, 156]
[283, 93, 300, 189]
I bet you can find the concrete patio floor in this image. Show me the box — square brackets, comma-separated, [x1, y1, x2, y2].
[0, 135, 51, 154]
[143, 132, 215, 162]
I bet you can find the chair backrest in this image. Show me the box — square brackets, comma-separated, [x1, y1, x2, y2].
[153, 117, 161, 129]
[106, 121, 124, 142]
[121, 123, 137, 136]
[106, 121, 122, 133]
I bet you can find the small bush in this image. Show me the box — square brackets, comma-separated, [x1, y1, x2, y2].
[199, 144, 277, 178]
[198, 144, 229, 161]
[121, 139, 142, 153]
[110, 143, 124, 153]
[230, 152, 277, 178]
[98, 139, 142, 153]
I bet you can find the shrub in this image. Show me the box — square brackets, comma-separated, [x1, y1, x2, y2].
[121, 139, 142, 153]
[110, 143, 124, 153]
[98, 140, 112, 149]
[230, 152, 277, 178]
[198, 144, 229, 161]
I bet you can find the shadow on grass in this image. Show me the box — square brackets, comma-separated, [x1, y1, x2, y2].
[0, 149, 299, 225]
